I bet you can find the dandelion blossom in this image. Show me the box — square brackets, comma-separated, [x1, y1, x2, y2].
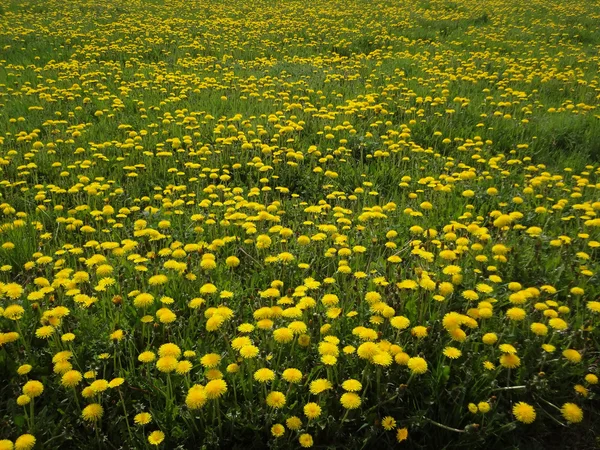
[148, 431, 165, 446]
[14, 435, 36, 450]
[372, 352, 393, 367]
[0, 440, 14, 450]
[443, 347, 462, 359]
[186, 385, 207, 410]
[158, 343, 181, 358]
[478, 402, 491, 413]
[563, 349, 582, 363]
[17, 365, 32, 375]
[286, 416, 302, 430]
[585, 374, 598, 385]
[35, 326, 54, 339]
[266, 391, 286, 408]
[407, 357, 428, 375]
[138, 351, 156, 363]
[240, 345, 259, 359]
[513, 402, 536, 424]
[61, 370, 83, 388]
[254, 368, 275, 383]
[134, 412, 152, 425]
[390, 316, 410, 330]
[176, 360, 193, 375]
[200, 353, 221, 368]
[341, 379, 362, 392]
[340, 392, 361, 409]
[561, 403, 583, 423]
[205, 379, 227, 399]
[271, 424, 285, 437]
[273, 328, 294, 343]
[382, 416, 396, 430]
[156, 356, 178, 373]
[396, 428, 408, 442]
[22, 381, 44, 398]
[303, 402, 321, 419]
[500, 353, 521, 369]
[82, 403, 103, 422]
[309, 379, 332, 395]
[411, 326, 428, 338]
[299, 433, 313, 448]
[282, 368, 303, 383]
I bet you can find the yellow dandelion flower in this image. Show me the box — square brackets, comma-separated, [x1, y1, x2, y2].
[513, 402, 536, 424]
[82, 403, 103, 422]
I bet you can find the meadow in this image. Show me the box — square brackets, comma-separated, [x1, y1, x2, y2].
[0, 0, 600, 448]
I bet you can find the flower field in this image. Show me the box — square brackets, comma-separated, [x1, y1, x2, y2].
[1, 0, 600, 448]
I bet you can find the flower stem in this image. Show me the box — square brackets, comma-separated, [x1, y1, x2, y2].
[119, 390, 134, 442]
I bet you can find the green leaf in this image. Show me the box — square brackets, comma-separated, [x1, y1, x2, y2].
[441, 365, 451, 384]
[14, 415, 25, 427]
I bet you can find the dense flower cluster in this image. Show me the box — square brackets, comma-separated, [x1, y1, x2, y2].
[0, 0, 599, 448]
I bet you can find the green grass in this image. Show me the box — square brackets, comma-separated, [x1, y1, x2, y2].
[0, 0, 599, 448]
